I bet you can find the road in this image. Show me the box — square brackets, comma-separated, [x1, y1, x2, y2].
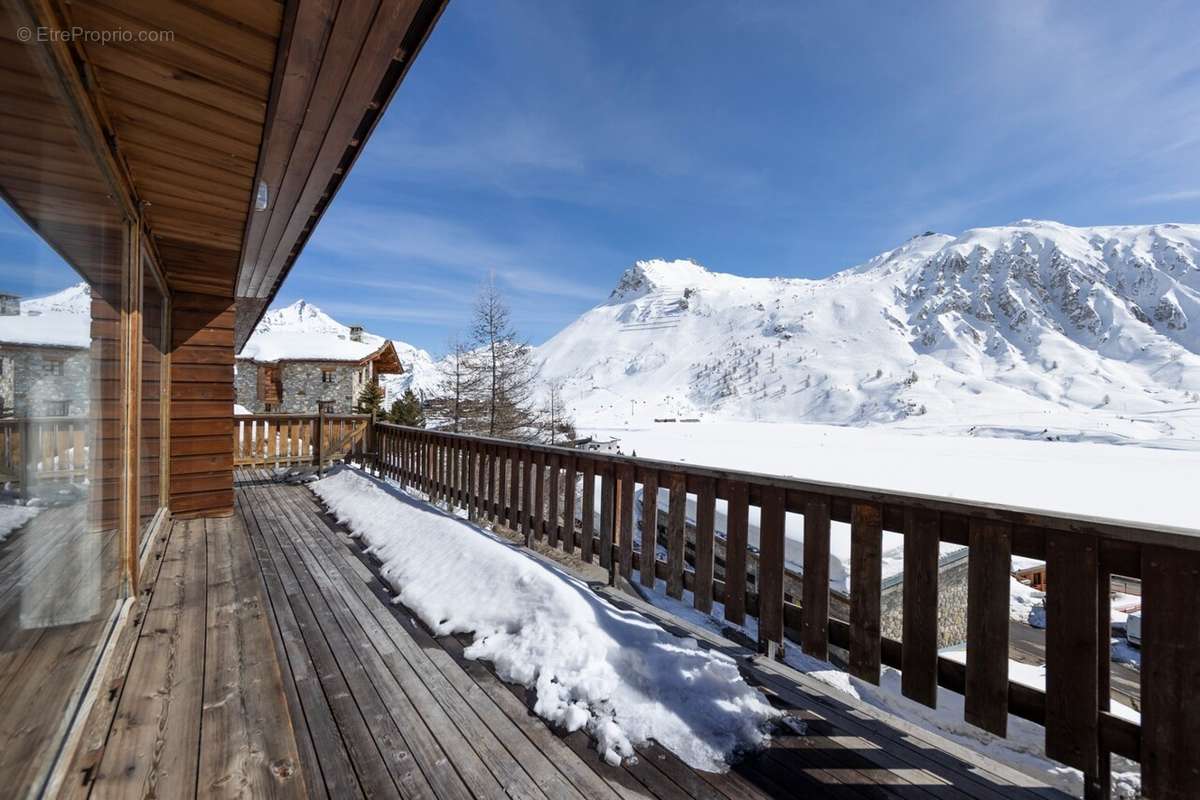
[1009, 620, 1141, 710]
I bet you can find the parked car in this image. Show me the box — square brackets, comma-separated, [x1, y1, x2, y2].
[1126, 611, 1142, 648]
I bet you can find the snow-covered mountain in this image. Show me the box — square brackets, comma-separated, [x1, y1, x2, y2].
[0, 282, 91, 348]
[537, 221, 1200, 443]
[241, 300, 440, 401]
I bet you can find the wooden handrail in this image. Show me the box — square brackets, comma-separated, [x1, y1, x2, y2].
[368, 422, 1198, 799]
[0, 416, 90, 486]
[233, 413, 371, 468]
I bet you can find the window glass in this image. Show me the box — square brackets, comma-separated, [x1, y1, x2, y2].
[0, 12, 129, 795]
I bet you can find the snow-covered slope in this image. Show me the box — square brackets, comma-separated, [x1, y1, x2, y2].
[0, 282, 91, 348]
[537, 221, 1200, 442]
[240, 300, 440, 400]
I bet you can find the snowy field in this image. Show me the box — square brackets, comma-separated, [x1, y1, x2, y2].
[312, 467, 780, 771]
[584, 419, 1200, 534]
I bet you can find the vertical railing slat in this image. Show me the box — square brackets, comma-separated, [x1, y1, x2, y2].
[965, 518, 1011, 737]
[723, 481, 749, 626]
[520, 450, 532, 544]
[581, 461, 595, 564]
[561, 455, 576, 552]
[618, 463, 634, 582]
[901, 507, 941, 707]
[533, 450, 546, 541]
[547, 454, 560, 546]
[693, 476, 716, 614]
[599, 470, 615, 578]
[466, 441, 477, 521]
[640, 470, 659, 589]
[801, 497, 831, 660]
[508, 447, 519, 529]
[850, 502, 883, 684]
[757, 485, 786, 657]
[1141, 545, 1200, 800]
[1044, 531, 1100, 780]
[665, 472, 687, 600]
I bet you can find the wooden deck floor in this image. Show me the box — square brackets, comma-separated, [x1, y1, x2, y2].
[0, 502, 122, 798]
[68, 470, 1072, 798]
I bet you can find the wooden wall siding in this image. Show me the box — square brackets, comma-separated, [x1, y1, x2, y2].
[89, 276, 124, 533]
[234, 0, 449, 347]
[169, 292, 235, 517]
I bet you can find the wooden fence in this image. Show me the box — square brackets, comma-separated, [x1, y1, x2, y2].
[372, 422, 1200, 800]
[233, 413, 370, 469]
[0, 416, 90, 487]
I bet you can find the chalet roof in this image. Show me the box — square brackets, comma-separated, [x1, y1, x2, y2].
[236, 300, 402, 370]
[0, 284, 90, 350]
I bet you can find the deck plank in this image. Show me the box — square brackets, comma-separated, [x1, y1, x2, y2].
[91, 518, 207, 800]
[242, 481, 429, 798]
[239, 483, 360, 798]
[265, 484, 591, 800]
[197, 515, 307, 797]
[242, 478, 511, 800]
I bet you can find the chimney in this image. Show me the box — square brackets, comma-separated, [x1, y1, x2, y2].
[349, 324, 364, 342]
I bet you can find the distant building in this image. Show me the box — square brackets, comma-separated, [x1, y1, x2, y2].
[0, 287, 91, 417]
[235, 317, 405, 414]
[568, 435, 621, 452]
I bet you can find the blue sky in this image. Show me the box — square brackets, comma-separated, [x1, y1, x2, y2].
[4, 1, 1199, 352]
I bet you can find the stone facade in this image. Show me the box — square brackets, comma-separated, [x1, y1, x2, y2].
[235, 359, 375, 414]
[878, 550, 970, 648]
[0, 345, 91, 417]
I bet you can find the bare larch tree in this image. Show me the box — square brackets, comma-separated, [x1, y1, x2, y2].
[469, 277, 540, 439]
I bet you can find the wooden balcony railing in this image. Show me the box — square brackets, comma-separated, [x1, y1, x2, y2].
[233, 413, 370, 469]
[371, 422, 1200, 800]
[0, 416, 90, 487]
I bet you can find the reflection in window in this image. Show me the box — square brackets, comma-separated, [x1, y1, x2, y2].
[0, 10, 128, 794]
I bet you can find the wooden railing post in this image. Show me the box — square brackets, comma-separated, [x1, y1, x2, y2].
[640, 469, 658, 590]
[801, 497, 831, 660]
[314, 408, 324, 475]
[757, 485, 786, 659]
[599, 469, 615, 585]
[18, 416, 31, 494]
[849, 502, 883, 683]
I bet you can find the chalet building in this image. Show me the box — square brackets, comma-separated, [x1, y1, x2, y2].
[0, 288, 91, 417]
[1, 2, 1196, 799]
[235, 327, 404, 414]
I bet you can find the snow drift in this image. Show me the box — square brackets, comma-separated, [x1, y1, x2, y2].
[311, 467, 780, 771]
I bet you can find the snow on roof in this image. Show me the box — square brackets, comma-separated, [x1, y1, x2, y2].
[0, 282, 90, 349]
[238, 299, 392, 363]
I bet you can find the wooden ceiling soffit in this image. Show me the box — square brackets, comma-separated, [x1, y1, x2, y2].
[234, 0, 447, 351]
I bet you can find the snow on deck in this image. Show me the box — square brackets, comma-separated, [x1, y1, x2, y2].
[311, 467, 780, 771]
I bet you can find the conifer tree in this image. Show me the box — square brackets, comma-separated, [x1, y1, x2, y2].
[355, 377, 385, 416]
[388, 389, 425, 427]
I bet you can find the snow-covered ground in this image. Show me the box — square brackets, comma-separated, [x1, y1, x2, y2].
[311, 467, 780, 771]
[0, 504, 39, 544]
[589, 420, 1200, 534]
